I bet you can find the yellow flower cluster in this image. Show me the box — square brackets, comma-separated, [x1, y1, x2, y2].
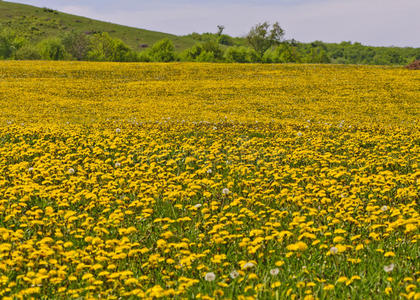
[0, 61, 418, 299]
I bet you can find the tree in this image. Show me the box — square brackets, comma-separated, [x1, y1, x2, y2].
[0, 29, 26, 59]
[216, 25, 225, 36]
[87, 32, 135, 62]
[62, 31, 90, 60]
[149, 39, 176, 62]
[246, 21, 285, 57]
[38, 38, 67, 60]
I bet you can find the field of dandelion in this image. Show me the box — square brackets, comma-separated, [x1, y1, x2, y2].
[0, 61, 419, 299]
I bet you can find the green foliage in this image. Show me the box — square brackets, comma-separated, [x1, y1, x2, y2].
[224, 46, 259, 63]
[148, 39, 176, 62]
[0, 29, 25, 59]
[37, 38, 67, 60]
[247, 21, 285, 57]
[180, 41, 224, 62]
[218, 34, 234, 46]
[87, 32, 136, 62]
[13, 44, 41, 60]
[61, 31, 90, 61]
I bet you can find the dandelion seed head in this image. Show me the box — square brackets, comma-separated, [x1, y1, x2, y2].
[230, 270, 239, 279]
[270, 268, 279, 276]
[204, 272, 216, 281]
[384, 264, 395, 273]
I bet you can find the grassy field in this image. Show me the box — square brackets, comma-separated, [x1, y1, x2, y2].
[0, 1, 196, 51]
[0, 61, 419, 299]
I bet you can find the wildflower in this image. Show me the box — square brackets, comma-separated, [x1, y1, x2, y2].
[297, 132, 303, 137]
[222, 188, 230, 195]
[270, 268, 279, 276]
[384, 252, 395, 257]
[115, 162, 121, 168]
[68, 168, 75, 174]
[384, 264, 394, 273]
[115, 128, 121, 133]
[286, 241, 308, 251]
[381, 205, 388, 212]
[204, 272, 216, 282]
[230, 270, 239, 279]
[28, 167, 34, 172]
[194, 203, 202, 209]
[206, 168, 212, 174]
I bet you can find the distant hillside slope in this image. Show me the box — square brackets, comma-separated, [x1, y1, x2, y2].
[0, 1, 196, 51]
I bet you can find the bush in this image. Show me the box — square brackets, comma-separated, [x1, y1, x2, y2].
[181, 41, 224, 62]
[0, 29, 26, 59]
[62, 31, 90, 60]
[196, 51, 215, 62]
[87, 32, 136, 62]
[224, 47, 249, 63]
[13, 44, 41, 60]
[149, 39, 176, 62]
[38, 38, 68, 60]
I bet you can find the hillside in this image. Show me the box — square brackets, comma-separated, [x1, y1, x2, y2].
[0, 1, 196, 51]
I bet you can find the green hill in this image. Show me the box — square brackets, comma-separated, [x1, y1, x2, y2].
[0, 1, 196, 51]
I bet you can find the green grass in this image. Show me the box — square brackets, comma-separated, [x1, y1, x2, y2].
[0, 1, 197, 51]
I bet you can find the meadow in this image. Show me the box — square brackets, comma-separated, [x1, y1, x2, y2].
[0, 61, 419, 299]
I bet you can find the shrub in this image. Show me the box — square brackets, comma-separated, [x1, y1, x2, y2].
[149, 39, 176, 62]
[38, 38, 67, 60]
[87, 32, 135, 62]
[13, 44, 41, 60]
[0, 29, 26, 59]
[62, 31, 90, 60]
[224, 47, 249, 63]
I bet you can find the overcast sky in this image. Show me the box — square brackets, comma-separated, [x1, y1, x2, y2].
[10, 0, 420, 47]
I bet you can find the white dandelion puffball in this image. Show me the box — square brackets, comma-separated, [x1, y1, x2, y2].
[384, 264, 395, 273]
[115, 162, 121, 168]
[194, 203, 202, 209]
[204, 272, 216, 281]
[381, 205, 388, 212]
[270, 268, 279, 276]
[242, 262, 255, 270]
[206, 168, 212, 174]
[230, 270, 239, 279]
[28, 167, 34, 173]
[68, 168, 75, 175]
[330, 247, 338, 254]
[222, 188, 230, 195]
[115, 128, 121, 133]
[297, 132, 303, 137]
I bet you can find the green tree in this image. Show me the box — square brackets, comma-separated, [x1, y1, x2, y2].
[246, 22, 285, 57]
[0, 29, 26, 59]
[62, 31, 90, 60]
[13, 44, 41, 60]
[149, 39, 176, 62]
[87, 32, 135, 62]
[38, 38, 67, 60]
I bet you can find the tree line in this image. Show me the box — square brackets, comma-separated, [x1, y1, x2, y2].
[1, 22, 419, 65]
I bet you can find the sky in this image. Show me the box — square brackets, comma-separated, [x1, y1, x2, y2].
[10, 0, 420, 47]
